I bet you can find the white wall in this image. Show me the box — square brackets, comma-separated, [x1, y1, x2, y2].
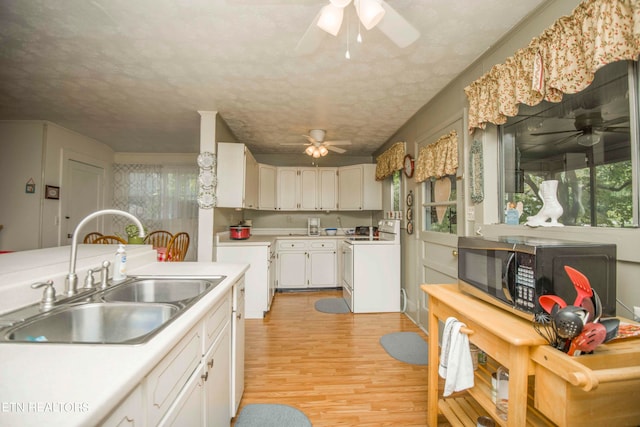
[0, 121, 115, 251]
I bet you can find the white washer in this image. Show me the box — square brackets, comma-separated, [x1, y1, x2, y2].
[342, 219, 401, 313]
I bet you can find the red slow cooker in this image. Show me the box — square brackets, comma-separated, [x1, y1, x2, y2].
[229, 225, 251, 240]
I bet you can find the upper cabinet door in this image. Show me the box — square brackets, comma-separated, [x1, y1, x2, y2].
[298, 168, 318, 210]
[338, 165, 363, 210]
[258, 164, 276, 210]
[276, 168, 298, 210]
[318, 168, 338, 210]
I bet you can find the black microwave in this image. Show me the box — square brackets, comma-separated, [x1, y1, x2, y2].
[457, 236, 616, 319]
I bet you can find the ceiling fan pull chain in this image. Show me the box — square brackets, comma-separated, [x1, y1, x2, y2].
[356, 1, 363, 43]
[345, 6, 351, 59]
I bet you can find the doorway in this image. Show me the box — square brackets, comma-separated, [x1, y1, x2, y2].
[63, 160, 104, 245]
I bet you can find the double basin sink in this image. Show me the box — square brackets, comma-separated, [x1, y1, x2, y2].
[0, 276, 226, 345]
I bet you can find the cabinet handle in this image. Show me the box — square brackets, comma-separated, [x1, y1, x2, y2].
[201, 371, 209, 381]
[452, 250, 459, 257]
[237, 313, 242, 320]
[208, 358, 214, 368]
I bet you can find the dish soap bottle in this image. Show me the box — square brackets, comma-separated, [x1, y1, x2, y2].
[113, 244, 127, 282]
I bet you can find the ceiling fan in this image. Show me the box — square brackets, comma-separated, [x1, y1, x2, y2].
[530, 112, 629, 147]
[280, 129, 351, 157]
[295, 0, 420, 55]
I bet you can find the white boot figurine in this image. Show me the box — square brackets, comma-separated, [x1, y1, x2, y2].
[525, 180, 564, 227]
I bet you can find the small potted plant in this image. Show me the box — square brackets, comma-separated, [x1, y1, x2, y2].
[125, 224, 145, 244]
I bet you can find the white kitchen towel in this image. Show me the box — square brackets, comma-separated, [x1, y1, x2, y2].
[438, 317, 474, 396]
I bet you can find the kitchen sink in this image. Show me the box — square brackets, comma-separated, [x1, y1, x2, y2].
[101, 277, 224, 303]
[4, 302, 178, 344]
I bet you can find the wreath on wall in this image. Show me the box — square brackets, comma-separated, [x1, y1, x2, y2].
[469, 140, 484, 204]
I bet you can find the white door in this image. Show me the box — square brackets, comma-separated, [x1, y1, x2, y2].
[258, 164, 276, 210]
[338, 165, 363, 210]
[64, 160, 104, 245]
[318, 168, 338, 210]
[417, 115, 465, 330]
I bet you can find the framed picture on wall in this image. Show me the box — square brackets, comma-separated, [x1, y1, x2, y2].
[45, 185, 60, 200]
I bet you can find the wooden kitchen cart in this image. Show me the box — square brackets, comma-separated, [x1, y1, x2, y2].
[421, 284, 640, 427]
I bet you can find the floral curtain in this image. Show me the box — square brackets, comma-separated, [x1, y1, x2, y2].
[465, 0, 640, 132]
[375, 141, 406, 180]
[113, 163, 199, 261]
[415, 130, 458, 183]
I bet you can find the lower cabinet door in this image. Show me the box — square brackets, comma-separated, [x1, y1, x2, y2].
[277, 251, 307, 288]
[205, 324, 231, 427]
[158, 366, 205, 427]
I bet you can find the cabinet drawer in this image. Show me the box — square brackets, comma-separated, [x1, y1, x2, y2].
[204, 291, 231, 351]
[146, 323, 202, 427]
[278, 240, 306, 250]
[309, 240, 336, 250]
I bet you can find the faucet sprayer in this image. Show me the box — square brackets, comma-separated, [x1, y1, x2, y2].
[66, 209, 144, 297]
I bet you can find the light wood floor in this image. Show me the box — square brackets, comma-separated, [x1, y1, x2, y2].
[234, 290, 443, 426]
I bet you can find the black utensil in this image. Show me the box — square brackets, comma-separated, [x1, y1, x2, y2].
[533, 312, 558, 347]
[553, 306, 588, 351]
[600, 317, 620, 343]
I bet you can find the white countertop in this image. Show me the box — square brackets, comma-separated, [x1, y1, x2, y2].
[0, 260, 249, 427]
[215, 229, 348, 247]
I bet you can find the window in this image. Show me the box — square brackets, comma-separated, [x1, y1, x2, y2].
[423, 175, 457, 234]
[391, 170, 401, 211]
[500, 60, 636, 227]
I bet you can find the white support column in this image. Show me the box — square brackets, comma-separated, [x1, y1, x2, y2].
[197, 111, 217, 262]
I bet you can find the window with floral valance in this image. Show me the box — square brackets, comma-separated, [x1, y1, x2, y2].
[375, 141, 406, 181]
[465, 0, 640, 132]
[415, 130, 458, 183]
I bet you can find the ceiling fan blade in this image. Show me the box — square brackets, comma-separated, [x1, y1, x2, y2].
[302, 134, 318, 144]
[375, 0, 420, 48]
[600, 126, 630, 133]
[326, 145, 346, 153]
[531, 130, 581, 136]
[295, 9, 327, 56]
[324, 139, 351, 145]
[280, 142, 310, 146]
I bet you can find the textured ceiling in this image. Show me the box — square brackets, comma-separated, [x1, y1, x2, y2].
[0, 0, 547, 155]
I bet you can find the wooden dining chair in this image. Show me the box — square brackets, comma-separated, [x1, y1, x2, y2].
[83, 232, 104, 244]
[144, 230, 173, 249]
[93, 235, 127, 245]
[166, 232, 190, 262]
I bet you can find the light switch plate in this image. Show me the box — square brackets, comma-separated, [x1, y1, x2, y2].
[466, 207, 475, 221]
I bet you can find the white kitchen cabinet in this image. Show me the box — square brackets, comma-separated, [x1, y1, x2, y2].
[158, 368, 205, 427]
[276, 167, 318, 210]
[338, 164, 381, 210]
[318, 168, 338, 210]
[277, 239, 337, 289]
[231, 278, 245, 417]
[216, 243, 273, 319]
[216, 142, 259, 209]
[258, 164, 276, 210]
[204, 323, 231, 427]
[100, 385, 144, 427]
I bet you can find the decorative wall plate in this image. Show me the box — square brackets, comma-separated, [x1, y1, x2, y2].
[407, 221, 414, 234]
[199, 170, 217, 188]
[197, 190, 216, 209]
[197, 152, 216, 169]
[406, 190, 413, 207]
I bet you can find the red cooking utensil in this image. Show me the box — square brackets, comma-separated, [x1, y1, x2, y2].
[539, 294, 567, 314]
[564, 265, 594, 307]
[567, 322, 607, 356]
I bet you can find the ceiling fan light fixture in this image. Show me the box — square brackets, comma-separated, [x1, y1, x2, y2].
[577, 131, 602, 147]
[317, 4, 344, 36]
[355, 0, 386, 30]
[329, 0, 352, 7]
[312, 148, 322, 158]
[305, 145, 316, 156]
[319, 145, 329, 156]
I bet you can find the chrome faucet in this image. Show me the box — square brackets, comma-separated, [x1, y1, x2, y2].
[65, 209, 144, 297]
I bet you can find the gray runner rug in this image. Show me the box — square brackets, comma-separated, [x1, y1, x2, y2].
[314, 297, 350, 314]
[379, 331, 428, 365]
[234, 403, 312, 427]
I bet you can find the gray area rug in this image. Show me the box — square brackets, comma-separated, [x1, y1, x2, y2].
[314, 297, 350, 314]
[380, 332, 428, 365]
[234, 403, 312, 427]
